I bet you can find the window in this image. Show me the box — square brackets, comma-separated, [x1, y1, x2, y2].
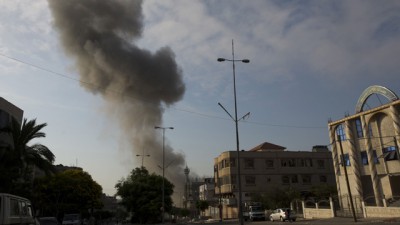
[355, 119, 363, 138]
[244, 159, 254, 169]
[336, 124, 346, 141]
[302, 175, 311, 184]
[10, 199, 19, 216]
[384, 146, 397, 152]
[320, 175, 327, 183]
[373, 150, 379, 164]
[361, 150, 380, 165]
[265, 159, 274, 169]
[245, 176, 256, 185]
[368, 124, 373, 137]
[281, 159, 296, 167]
[282, 176, 289, 184]
[361, 151, 368, 165]
[291, 175, 298, 183]
[299, 158, 313, 167]
[341, 153, 351, 166]
[21, 201, 27, 216]
[230, 158, 236, 167]
[317, 160, 325, 169]
[382, 146, 398, 161]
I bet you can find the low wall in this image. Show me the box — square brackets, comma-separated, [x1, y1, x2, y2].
[303, 208, 333, 219]
[364, 206, 400, 218]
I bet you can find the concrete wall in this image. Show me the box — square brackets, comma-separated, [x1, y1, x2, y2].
[303, 208, 333, 219]
[364, 206, 400, 218]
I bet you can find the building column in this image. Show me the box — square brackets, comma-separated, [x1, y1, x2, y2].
[329, 126, 342, 207]
[344, 120, 363, 201]
[361, 115, 383, 206]
[390, 105, 400, 148]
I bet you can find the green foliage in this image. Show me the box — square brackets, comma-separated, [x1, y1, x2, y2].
[196, 200, 209, 212]
[115, 167, 174, 223]
[311, 184, 337, 200]
[256, 187, 301, 209]
[33, 169, 103, 217]
[0, 118, 55, 197]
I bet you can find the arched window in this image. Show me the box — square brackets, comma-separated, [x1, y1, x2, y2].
[336, 124, 346, 141]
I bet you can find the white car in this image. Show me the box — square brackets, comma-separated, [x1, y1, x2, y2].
[269, 208, 296, 222]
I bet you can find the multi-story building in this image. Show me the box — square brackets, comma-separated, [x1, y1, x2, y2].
[328, 85, 400, 213]
[214, 142, 335, 219]
[199, 178, 216, 201]
[0, 97, 23, 149]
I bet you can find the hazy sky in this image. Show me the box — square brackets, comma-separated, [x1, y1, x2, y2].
[1, 0, 400, 201]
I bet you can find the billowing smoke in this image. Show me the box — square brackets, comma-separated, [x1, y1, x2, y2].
[47, 0, 186, 197]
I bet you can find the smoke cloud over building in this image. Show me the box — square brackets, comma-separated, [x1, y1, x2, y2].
[47, 0, 186, 196]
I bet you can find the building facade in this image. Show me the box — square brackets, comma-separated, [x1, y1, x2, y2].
[213, 142, 335, 219]
[0, 97, 23, 150]
[328, 85, 400, 214]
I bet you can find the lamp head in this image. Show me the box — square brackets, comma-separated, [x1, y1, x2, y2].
[242, 59, 250, 63]
[217, 58, 226, 62]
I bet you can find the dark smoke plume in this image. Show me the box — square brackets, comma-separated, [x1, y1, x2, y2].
[47, 0, 186, 197]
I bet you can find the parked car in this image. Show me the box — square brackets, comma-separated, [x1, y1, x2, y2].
[62, 214, 81, 225]
[38, 217, 60, 225]
[269, 208, 296, 222]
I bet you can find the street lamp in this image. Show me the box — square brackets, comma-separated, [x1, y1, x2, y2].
[217, 39, 250, 225]
[136, 149, 150, 168]
[154, 126, 174, 224]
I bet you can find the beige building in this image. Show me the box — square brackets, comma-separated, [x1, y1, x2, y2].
[328, 85, 400, 214]
[213, 143, 335, 219]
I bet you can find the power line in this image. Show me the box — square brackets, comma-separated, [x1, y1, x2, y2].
[1, 53, 327, 130]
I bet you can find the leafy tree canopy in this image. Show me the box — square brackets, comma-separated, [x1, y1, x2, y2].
[34, 169, 103, 218]
[196, 200, 209, 212]
[115, 167, 174, 224]
[0, 117, 55, 196]
[254, 187, 301, 209]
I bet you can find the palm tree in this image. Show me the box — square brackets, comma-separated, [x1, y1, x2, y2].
[10, 118, 56, 181]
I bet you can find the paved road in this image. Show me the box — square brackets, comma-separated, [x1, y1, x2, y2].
[184, 217, 400, 225]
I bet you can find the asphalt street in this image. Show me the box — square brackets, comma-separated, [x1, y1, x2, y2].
[183, 217, 400, 225]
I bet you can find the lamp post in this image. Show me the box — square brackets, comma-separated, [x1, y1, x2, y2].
[136, 149, 150, 168]
[154, 126, 174, 224]
[217, 39, 250, 225]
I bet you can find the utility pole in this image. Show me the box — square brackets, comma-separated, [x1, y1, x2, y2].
[337, 135, 357, 222]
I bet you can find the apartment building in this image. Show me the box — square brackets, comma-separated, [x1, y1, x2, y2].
[213, 143, 335, 219]
[0, 97, 23, 149]
[328, 85, 400, 213]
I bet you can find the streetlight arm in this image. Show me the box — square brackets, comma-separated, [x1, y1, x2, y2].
[218, 102, 235, 121]
[238, 112, 250, 121]
[217, 58, 250, 63]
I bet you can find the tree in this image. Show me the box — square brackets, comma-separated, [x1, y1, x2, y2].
[33, 169, 103, 218]
[0, 118, 55, 196]
[257, 187, 301, 209]
[311, 184, 337, 201]
[115, 167, 174, 224]
[196, 200, 209, 216]
[11, 118, 55, 177]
